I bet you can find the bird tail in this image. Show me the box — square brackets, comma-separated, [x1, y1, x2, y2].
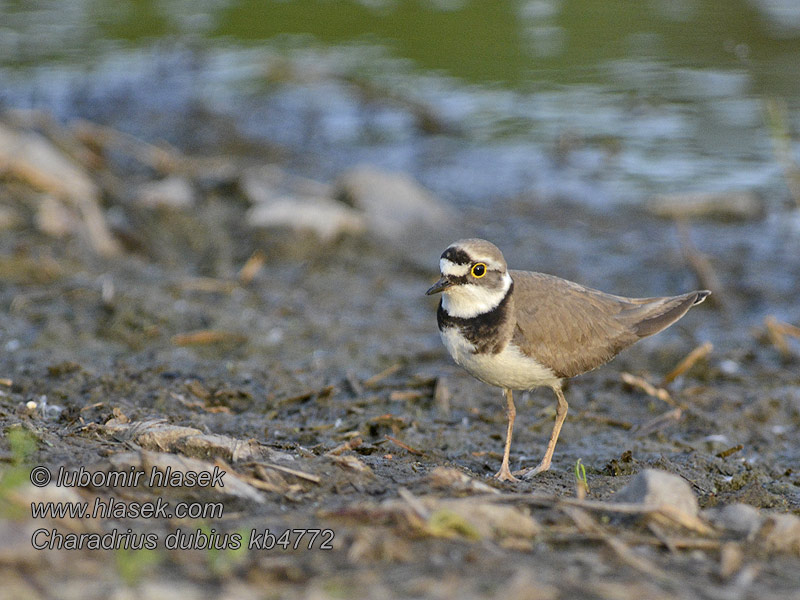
[626, 290, 711, 338]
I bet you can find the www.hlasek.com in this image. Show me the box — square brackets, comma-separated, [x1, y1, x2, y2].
[28, 465, 335, 552]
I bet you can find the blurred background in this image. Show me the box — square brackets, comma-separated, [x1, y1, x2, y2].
[3, 0, 800, 205]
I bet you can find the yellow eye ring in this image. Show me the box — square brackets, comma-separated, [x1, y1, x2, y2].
[471, 263, 487, 278]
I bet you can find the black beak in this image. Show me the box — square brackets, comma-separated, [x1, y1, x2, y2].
[426, 276, 452, 295]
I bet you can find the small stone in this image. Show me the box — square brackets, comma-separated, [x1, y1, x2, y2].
[648, 190, 762, 222]
[335, 165, 454, 241]
[0, 204, 21, 230]
[703, 503, 764, 539]
[134, 176, 194, 209]
[35, 195, 80, 238]
[242, 164, 331, 205]
[612, 469, 698, 517]
[247, 195, 365, 241]
[758, 513, 800, 555]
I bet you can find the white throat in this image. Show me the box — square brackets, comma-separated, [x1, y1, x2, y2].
[441, 272, 512, 318]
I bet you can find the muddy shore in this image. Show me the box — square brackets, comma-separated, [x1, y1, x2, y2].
[1, 104, 800, 600]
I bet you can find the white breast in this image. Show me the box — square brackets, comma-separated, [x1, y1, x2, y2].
[440, 327, 559, 391]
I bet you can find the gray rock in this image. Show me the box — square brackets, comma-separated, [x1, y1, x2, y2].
[134, 176, 195, 209]
[247, 195, 365, 241]
[703, 503, 764, 539]
[612, 469, 698, 517]
[335, 165, 454, 241]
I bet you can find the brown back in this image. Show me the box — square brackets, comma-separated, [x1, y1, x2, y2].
[510, 270, 705, 378]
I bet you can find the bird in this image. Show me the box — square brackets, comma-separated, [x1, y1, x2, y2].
[426, 238, 710, 482]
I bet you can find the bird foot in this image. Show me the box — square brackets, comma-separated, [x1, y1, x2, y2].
[514, 461, 551, 480]
[493, 465, 519, 482]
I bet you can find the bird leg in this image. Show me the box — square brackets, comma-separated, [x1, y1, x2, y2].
[516, 384, 568, 479]
[493, 388, 518, 482]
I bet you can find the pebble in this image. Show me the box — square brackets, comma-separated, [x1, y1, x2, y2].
[134, 176, 195, 209]
[704, 503, 764, 538]
[612, 469, 698, 517]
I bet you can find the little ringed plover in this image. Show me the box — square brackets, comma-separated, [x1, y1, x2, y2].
[426, 238, 710, 482]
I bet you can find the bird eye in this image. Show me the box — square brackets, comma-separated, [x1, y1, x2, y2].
[471, 263, 486, 278]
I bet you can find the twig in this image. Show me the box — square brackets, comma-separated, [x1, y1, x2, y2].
[661, 341, 713, 386]
[620, 372, 674, 406]
[716, 444, 743, 459]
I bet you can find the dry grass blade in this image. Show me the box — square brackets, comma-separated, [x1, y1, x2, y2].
[427, 467, 499, 495]
[620, 372, 674, 406]
[633, 407, 683, 437]
[72, 118, 185, 173]
[238, 250, 266, 285]
[389, 390, 427, 402]
[764, 315, 800, 356]
[329, 454, 373, 474]
[256, 462, 321, 484]
[398, 487, 431, 520]
[326, 436, 363, 456]
[661, 341, 713, 386]
[577, 411, 633, 430]
[385, 434, 424, 456]
[561, 506, 668, 579]
[488, 493, 714, 535]
[0, 378, 12, 387]
[277, 384, 335, 406]
[363, 363, 402, 387]
[171, 330, 248, 346]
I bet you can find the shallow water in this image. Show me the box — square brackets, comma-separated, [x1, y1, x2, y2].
[2, 0, 800, 207]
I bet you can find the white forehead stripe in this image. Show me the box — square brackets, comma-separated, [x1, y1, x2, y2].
[440, 257, 504, 276]
[440, 258, 470, 277]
